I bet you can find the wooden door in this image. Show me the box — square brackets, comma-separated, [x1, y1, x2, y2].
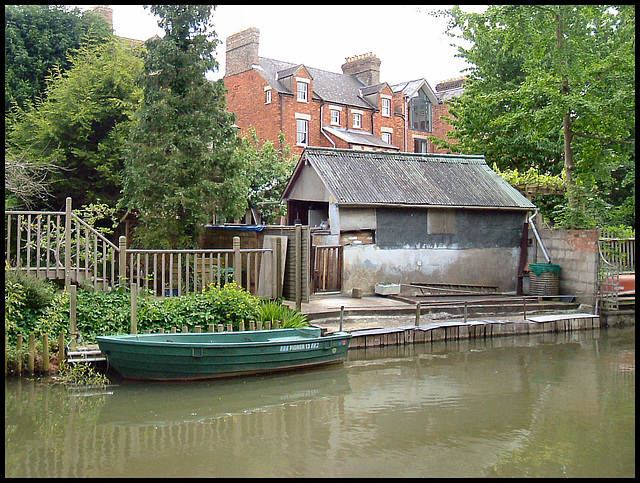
[312, 245, 342, 293]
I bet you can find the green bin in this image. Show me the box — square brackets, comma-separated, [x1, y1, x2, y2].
[528, 263, 561, 296]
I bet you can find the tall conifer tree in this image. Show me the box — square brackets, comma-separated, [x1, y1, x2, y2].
[122, 5, 247, 248]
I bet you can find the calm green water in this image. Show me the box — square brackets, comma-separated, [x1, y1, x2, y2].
[5, 327, 635, 478]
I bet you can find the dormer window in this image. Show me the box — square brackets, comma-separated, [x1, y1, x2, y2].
[381, 97, 391, 117]
[296, 78, 309, 102]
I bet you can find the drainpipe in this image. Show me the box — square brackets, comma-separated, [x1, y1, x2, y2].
[279, 92, 284, 154]
[371, 109, 375, 138]
[528, 211, 551, 263]
[404, 97, 409, 152]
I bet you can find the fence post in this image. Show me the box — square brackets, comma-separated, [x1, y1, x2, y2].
[28, 333, 35, 374]
[42, 333, 49, 373]
[295, 224, 302, 312]
[17, 335, 23, 375]
[119, 235, 127, 286]
[131, 282, 138, 334]
[58, 332, 66, 364]
[275, 238, 282, 298]
[233, 236, 242, 289]
[69, 284, 77, 351]
[64, 197, 72, 290]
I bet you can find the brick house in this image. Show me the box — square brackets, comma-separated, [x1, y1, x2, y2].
[224, 27, 463, 157]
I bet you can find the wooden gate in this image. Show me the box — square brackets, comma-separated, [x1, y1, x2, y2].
[311, 244, 342, 293]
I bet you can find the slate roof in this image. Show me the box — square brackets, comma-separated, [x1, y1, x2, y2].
[257, 57, 375, 109]
[391, 78, 439, 104]
[283, 147, 535, 210]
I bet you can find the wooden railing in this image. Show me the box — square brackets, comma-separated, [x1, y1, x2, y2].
[598, 233, 635, 274]
[5, 198, 284, 298]
[5, 198, 118, 290]
[120, 236, 279, 298]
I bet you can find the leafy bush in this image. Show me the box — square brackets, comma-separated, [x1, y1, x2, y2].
[258, 299, 309, 328]
[5, 268, 57, 343]
[9, 278, 308, 350]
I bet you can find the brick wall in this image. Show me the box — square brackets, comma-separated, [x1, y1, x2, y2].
[431, 102, 457, 154]
[225, 70, 283, 145]
[535, 228, 600, 304]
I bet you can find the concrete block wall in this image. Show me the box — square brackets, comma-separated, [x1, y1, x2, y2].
[536, 228, 599, 304]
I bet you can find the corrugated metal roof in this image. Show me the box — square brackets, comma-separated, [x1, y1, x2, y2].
[290, 147, 535, 210]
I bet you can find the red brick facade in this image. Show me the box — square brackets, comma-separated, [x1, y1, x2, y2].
[224, 28, 462, 157]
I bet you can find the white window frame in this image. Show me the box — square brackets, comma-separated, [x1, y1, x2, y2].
[297, 81, 308, 102]
[381, 97, 391, 117]
[381, 132, 392, 144]
[353, 112, 362, 129]
[296, 119, 309, 146]
[331, 109, 340, 125]
[265, 88, 272, 104]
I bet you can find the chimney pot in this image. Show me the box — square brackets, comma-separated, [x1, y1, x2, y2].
[225, 27, 260, 77]
[341, 52, 381, 86]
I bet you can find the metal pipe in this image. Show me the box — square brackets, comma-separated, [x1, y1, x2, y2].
[528, 211, 551, 263]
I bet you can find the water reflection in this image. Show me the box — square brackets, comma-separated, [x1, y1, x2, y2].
[5, 327, 635, 478]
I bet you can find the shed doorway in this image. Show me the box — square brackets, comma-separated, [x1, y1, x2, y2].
[311, 244, 342, 293]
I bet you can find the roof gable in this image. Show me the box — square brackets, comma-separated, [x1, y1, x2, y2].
[391, 78, 439, 105]
[283, 148, 535, 210]
[257, 57, 374, 109]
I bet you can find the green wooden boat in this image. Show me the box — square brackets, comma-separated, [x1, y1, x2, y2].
[97, 327, 351, 381]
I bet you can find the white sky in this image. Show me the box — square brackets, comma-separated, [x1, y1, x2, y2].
[71, 5, 486, 87]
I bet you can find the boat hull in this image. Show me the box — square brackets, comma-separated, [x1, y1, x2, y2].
[97, 327, 351, 381]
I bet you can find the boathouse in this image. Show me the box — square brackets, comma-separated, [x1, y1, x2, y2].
[281, 147, 536, 295]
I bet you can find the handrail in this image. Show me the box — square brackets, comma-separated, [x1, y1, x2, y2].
[70, 213, 119, 251]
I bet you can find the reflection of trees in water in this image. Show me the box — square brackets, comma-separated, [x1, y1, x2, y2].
[5, 328, 635, 478]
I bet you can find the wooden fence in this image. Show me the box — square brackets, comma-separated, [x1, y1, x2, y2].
[5, 319, 287, 376]
[5, 197, 288, 298]
[5, 198, 118, 290]
[598, 232, 635, 274]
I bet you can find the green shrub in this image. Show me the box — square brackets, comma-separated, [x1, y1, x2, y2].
[258, 299, 309, 328]
[20, 280, 305, 348]
[5, 268, 58, 343]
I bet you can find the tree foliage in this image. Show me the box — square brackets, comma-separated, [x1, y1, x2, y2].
[236, 128, 297, 224]
[122, 5, 246, 248]
[4, 5, 112, 113]
[5, 37, 144, 210]
[434, 5, 635, 229]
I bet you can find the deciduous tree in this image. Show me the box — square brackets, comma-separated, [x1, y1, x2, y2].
[4, 5, 112, 113]
[433, 5, 635, 229]
[5, 37, 144, 210]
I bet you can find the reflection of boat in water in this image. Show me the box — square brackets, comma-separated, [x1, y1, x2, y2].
[97, 327, 351, 381]
[97, 365, 351, 427]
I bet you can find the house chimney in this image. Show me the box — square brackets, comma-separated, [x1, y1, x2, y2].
[341, 53, 381, 86]
[225, 27, 260, 77]
[90, 5, 113, 29]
